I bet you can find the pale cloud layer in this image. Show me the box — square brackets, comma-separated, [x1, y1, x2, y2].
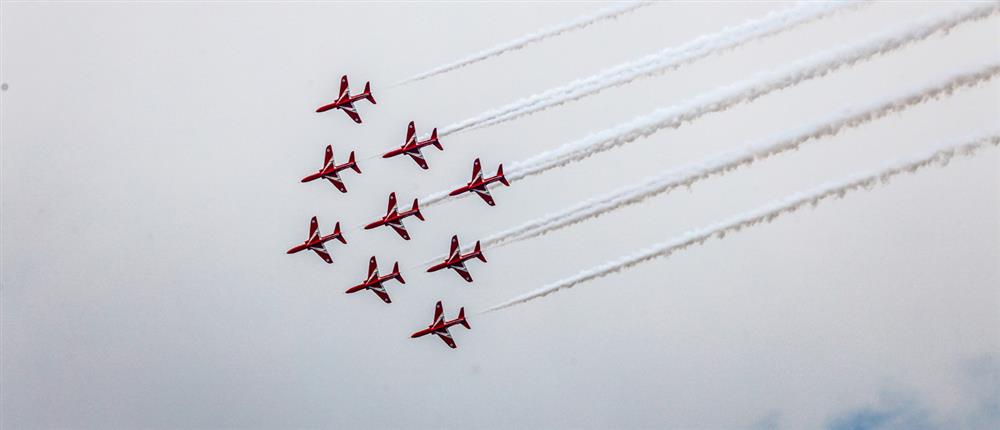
[2, 2, 998, 429]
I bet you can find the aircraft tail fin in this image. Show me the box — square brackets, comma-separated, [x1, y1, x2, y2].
[412, 199, 424, 221]
[458, 308, 470, 329]
[474, 241, 487, 262]
[497, 164, 510, 186]
[363, 82, 376, 104]
[392, 262, 405, 284]
[333, 222, 347, 244]
[348, 151, 362, 173]
[430, 129, 443, 150]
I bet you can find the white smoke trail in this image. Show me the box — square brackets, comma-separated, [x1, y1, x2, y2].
[488, 64, 1000, 246]
[419, 3, 999, 208]
[482, 130, 1000, 313]
[417, 63, 1000, 268]
[392, 1, 650, 87]
[437, 1, 862, 136]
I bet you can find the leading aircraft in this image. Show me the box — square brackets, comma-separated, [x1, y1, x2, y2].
[448, 158, 510, 206]
[410, 300, 470, 349]
[426, 235, 486, 282]
[345, 256, 405, 303]
[286, 216, 346, 264]
[364, 192, 425, 240]
[300, 145, 362, 193]
[382, 121, 443, 169]
[315, 75, 376, 123]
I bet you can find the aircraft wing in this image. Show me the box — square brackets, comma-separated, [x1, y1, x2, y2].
[388, 221, 410, 240]
[407, 149, 429, 170]
[405, 121, 416, 147]
[433, 301, 444, 325]
[473, 187, 495, 206]
[386, 192, 398, 215]
[436, 329, 457, 348]
[370, 282, 391, 304]
[340, 102, 362, 124]
[323, 145, 335, 170]
[309, 216, 320, 241]
[448, 236, 460, 260]
[311, 244, 333, 264]
[338, 75, 350, 101]
[325, 176, 347, 193]
[450, 261, 474, 282]
[366, 256, 379, 282]
[471, 158, 484, 182]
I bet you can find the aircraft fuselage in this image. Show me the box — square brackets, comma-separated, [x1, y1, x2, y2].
[316, 94, 368, 113]
[301, 164, 353, 183]
[427, 252, 482, 272]
[410, 319, 465, 338]
[286, 234, 341, 254]
[364, 208, 421, 230]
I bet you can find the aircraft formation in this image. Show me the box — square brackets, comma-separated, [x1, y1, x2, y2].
[289, 75, 506, 349]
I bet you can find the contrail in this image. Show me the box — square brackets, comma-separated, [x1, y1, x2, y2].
[430, 62, 1000, 263]
[481, 130, 1000, 313]
[419, 3, 999, 208]
[436, 1, 863, 136]
[392, 1, 650, 87]
[417, 62, 1000, 268]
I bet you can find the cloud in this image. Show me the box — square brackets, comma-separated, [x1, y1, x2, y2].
[826, 396, 934, 430]
[825, 355, 1000, 430]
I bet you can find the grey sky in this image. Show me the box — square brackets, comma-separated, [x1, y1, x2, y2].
[2, 2, 998, 429]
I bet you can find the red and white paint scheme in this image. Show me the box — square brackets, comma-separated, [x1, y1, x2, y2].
[448, 158, 510, 206]
[410, 300, 470, 349]
[315, 75, 376, 123]
[300, 145, 362, 193]
[363, 192, 425, 240]
[345, 256, 405, 304]
[426, 235, 486, 282]
[286, 216, 347, 264]
[382, 121, 443, 170]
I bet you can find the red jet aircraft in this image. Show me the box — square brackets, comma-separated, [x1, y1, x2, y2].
[300, 145, 362, 193]
[345, 256, 405, 303]
[315, 75, 376, 123]
[286, 216, 346, 264]
[426, 235, 486, 282]
[364, 192, 425, 240]
[410, 300, 470, 349]
[382, 121, 443, 169]
[448, 158, 510, 206]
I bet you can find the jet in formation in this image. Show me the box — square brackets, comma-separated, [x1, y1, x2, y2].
[427, 235, 487, 282]
[345, 256, 405, 303]
[364, 192, 425, 240]
[286, 216, 346, 264]
[382, 121, 443, 169]
[410, 300, 470, 349]
[315, 75, 376, 123]
[449, 158, 510, 206]
[300, 145, 362, 193]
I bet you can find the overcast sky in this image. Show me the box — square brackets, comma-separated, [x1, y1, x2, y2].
[2, 2, 998, 429]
